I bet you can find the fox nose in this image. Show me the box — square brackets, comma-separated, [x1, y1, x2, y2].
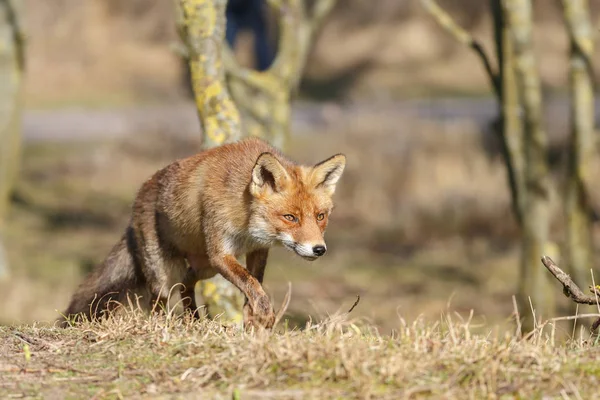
[312, 245, 327, 257]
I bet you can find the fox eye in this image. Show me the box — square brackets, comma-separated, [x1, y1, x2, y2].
[283, 214, 297, 222]
[316, 213, 325, 221]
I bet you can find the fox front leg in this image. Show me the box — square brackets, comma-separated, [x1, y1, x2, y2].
[246, 249, 268, 284]
[243, 249, 270, 327]
[209, 253, 275, 329]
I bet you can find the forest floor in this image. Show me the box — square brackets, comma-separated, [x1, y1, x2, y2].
[2, 309, 600, 399]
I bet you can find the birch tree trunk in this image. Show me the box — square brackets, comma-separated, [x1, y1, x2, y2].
[176, 0, 244, 325]
[492, 0, 526, 225]
[503, 0, 554, 330]
[0, 0, 24, 280]
[561, 0, 595, 320]
[423, 0, 556, 331]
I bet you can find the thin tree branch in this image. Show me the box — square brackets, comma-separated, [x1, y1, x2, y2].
[223, 0, 337, 148]
[561, 0, 597, 92]
[3, 0, 25, 71]
[222, 46, 281, 96]
[541, 256, 600, 305]
[347, 295, 360, 314]
[420, 0, 500, 99]
[309, 0, 337, 37]
[226, 80, 274, 126]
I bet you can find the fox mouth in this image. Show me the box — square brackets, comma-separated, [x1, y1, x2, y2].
[281, 241, 319, 261]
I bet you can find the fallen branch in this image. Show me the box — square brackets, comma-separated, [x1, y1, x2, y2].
[541, 256, 600, 305]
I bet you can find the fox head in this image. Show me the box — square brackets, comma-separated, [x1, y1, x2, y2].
[248, 152, 346, 260]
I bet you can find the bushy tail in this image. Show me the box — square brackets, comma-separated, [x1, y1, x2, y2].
[60, 231, 139, 326]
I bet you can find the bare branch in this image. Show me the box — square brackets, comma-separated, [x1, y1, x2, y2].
[1, 0, 26, 71]
[561, 0, 596, 92]
[421, 0, 472, 46]
[224, 0, 337, 148]
[347, 295, 360, 314]
[541, 256, 600, 305]
[420, 0, 500, 99]
[222, 46, 280, 96]
[269, 0, 336, 86]
[310, 0, 337, 36]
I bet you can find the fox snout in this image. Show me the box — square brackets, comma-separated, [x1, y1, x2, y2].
[312, 245, 326, 256]
[293, 242, 327, 261]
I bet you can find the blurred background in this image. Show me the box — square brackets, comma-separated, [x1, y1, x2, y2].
[1, 0, 600, 333]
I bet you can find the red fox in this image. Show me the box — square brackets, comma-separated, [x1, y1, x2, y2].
[62, 138, 346, 329]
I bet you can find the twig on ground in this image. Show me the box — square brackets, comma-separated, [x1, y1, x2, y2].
[541, 256, 600, 332]
[541, 256, 600, 305]
[348, 295, 360, 314]
[274, 282, 292, 327]
[12, 331, 59, 351]
[512, 295, 522, 338]
[547, 314, 600, 323]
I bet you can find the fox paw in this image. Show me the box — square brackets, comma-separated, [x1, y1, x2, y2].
[243, 296, 275, 330]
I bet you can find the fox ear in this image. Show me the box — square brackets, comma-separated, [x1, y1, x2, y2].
[311, 154, 346, 194]
[250, 152, 290, 196]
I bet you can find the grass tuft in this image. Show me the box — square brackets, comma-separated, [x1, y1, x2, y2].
[2, 306, 600, 398]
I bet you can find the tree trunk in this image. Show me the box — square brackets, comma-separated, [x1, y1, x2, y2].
[423, 0, 557, 331]
[0, 0, 24, 280]
[491, 0, 526, 225]
[503, 0, 554, 330]
[176, 0, 244, 325]
[561, 0, 595, 322]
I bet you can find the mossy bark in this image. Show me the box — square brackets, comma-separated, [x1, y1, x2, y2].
[502, 0, 554, 330]
[176, 0, 242, 146]
[561, 0, 595, 322]
[176, 0, 244, 324]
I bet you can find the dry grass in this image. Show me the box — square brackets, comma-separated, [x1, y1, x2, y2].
[2, 304, 600, 399]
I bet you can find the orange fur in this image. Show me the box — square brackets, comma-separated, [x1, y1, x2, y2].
[61, 138, 346, 329]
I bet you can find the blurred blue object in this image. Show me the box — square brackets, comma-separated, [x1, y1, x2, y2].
[226, 0, 275, 71]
